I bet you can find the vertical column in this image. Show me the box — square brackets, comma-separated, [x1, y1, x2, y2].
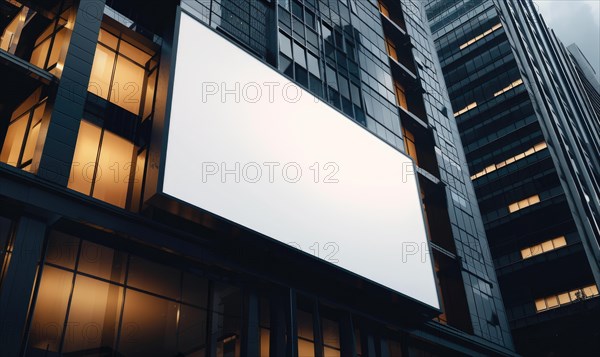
[0, 216, 47, 357]
[36, 0, 106, 185]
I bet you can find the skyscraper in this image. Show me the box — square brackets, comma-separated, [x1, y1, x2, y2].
[426, 0, 600, 355]
[568, 43, 600, 124]
[0, 0, 515, 355]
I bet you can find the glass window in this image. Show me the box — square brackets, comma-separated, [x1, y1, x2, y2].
[0, 216, 14, 291]
[259, 298, 270, 357]
[118, 289, 179, 356]
[326, 66, 338, 90]
[306, 10, 316, 29]
[68, 120, 136, 209]
[386, 38, 398, 61]
[27, 232, 214, 356]
[293, 42, 307, 68]
[299, 339, 316, 357]
[89, 45, 116, 100]
[534, 298, 546, 311]
[395, 81, 408, 110]
[110, 55, 145, 115]
[62, 276, 123, 353]
[98, 29, 118, 49]
[403, 127, 418, 165]
[280, 54, 294, 78]
[297, 310, 313, 340]
[127, 255, 181, 299]
[91, 129, 135, 208]
[88, 31, 154, 115]
[21, 103, 45, 165]
[0, 113, 28, 166]
[45, 231, 80, 269]
[69, 121, 102, 195]
[179, 305, 208, 355]
[0, 89, 47, 171]
[78, 240, 127, 283]
[321, 317, 340, 349]
[27, 266, 73, 353]
[119, 40, 152, 66]
[211, 283, 242, 357]
[307, 52, 320, 78]
[292, 1, 304, 20]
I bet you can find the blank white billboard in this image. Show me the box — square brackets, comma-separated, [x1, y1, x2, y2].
[163, 11, 439, 309]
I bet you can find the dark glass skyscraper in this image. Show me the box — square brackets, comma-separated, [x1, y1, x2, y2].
[426, 0, 600, 355]
[0, 0, 516, 356]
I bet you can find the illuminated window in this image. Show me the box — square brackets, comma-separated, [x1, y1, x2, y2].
[494, 79, 524, 97]
[0, 216, 14, 291]
[394, 81, 408, 110]
[453, 102, 477, 117]
[28, 8, 74, 76]
[68, 120, 136, 208]
[259, 298, 270, 357]
[378, 1, 390, 18]
[88, 28, 154, 115]
[402, 127, 418, 165]
[322, 317, 341, 357]
[535, 285, 599, 312]
[0, 6, 27, 52]
[459, 23, 503, 50]
[385, 37, 398, 62]
[0, 88, 47, 172]
[471, 142, 547, 180]
[521, 236, 567, 259]
[27, 231, 213, 356]
[297, 308, 316, 357]
[1, 5, 73, 76]
[508, 195, 540, 213]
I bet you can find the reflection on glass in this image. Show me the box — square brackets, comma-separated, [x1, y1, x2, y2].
[63, 275, 123, 354]
[118, 289, 179, 356]
[27, 266, 73, 353]
[127, 255, 181, 299]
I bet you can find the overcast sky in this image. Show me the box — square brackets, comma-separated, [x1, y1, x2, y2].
[533, 0, 600, 77]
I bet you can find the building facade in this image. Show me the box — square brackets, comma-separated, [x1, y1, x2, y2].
[567, 43, 600, 126]
[426, 0, 600, 355]
[0, 0, 515, 356]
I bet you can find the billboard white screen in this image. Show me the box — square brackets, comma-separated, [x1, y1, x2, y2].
[164, 11, 439, 308]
